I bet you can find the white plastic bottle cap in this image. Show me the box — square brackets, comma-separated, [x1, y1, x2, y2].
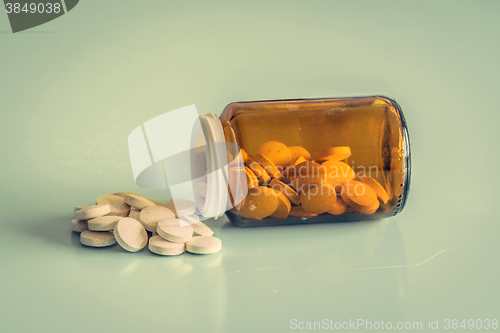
[191, 114, 228, 219]
[128, 106, 246, 222]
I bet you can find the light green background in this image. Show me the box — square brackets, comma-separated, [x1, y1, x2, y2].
[1, 1, 499, 332]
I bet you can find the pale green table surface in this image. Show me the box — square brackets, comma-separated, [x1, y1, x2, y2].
[1, 1, 499, 332]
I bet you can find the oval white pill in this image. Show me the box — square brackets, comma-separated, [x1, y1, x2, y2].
[87, 215, 122, 231]
[75, 204, 111, 220]
[112, 192, 142, 198]
[147, 198, 166, 206]
[186, 236, 221, 254]
[71, 219, 88, 232]
[96, 194, 130, 217]
[169, 197, 196, 216]
[124, 194, 156, 210]
[74, 205, 90, 213]
[191, 222, 214, 237]
[80, 230, 116, 247]
[162, 201, 178, 217]
[178, 215, 213, 236]
[178, 214, 200, 222]
[148, 235, 185, 256]
[188, 220, 214, 237]
[140, 206, 175, 232]
[157, 218, 193, 243]
[178, 214, 198, 224]
[128, 208, 141, 221]
[113, 217, 148, 253]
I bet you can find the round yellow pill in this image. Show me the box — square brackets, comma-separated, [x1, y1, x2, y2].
[327, 197, 347, 215]
[269, 189, 291, 219]
[239, 148, 249, 164]
[245, 166, 259, 189]
[240, 186, 279, 219]
[300, 184, 337, 215]
[359, 175, 390, 204]
[283, 156, 307, 178]
[355, 199, 380, 215]
[340, 181, 378, 213]
[246, 157, 271, 185]
[270, 178, 301, 205]
[254, 153, 282, 180]
[313, 146, 351, 162]
[288, 146, 311, 161]
[289, 205, 318, 217]
[257, 141, 292, 169]
[322, 161, 356, 182]
[289, 162, 327, 194]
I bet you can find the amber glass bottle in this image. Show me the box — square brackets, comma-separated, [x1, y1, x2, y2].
[196, 96, 410, 226]
[215, 96, 411, 226]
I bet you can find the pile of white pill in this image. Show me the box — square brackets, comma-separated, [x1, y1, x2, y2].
[71, 192, 221, 256]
